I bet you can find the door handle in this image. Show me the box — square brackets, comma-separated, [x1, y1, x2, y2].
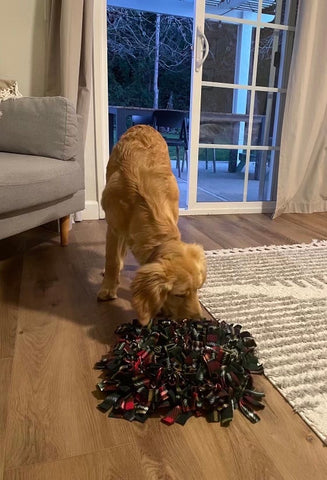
[195, 27, 209, 72]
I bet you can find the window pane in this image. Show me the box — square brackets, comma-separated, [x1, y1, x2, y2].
[261, 0, 298, 27]
[197, 148, 244, 202]
[256, 28, 295, 88]
[203, 19, 255, 85]
[205, 0, 297, 25]
[205, 0, 258, 19]
[251, 91, 286, 145]
[246, 150, 278, 201]
[203, 21, 238, 84]
[200, 87, 250, 145]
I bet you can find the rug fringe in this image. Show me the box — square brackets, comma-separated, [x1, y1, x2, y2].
[205, 239, 327, 257]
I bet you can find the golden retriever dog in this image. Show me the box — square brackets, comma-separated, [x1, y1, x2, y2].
[98, 124, 206, 326]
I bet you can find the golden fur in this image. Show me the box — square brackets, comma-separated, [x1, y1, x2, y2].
[98, 125, 206, 326]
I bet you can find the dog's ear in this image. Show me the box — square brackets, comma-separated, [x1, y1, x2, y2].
[131, 262, 174, 326]
[185, 243, 207, 285]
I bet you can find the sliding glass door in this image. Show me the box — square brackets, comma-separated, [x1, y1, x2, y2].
[186, 0, 298, 214]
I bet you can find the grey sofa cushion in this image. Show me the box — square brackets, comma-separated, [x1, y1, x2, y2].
[0, 96, 78, 160]
[0, 152, 83, 214]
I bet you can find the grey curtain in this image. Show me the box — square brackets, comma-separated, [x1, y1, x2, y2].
[45, 0, 94, 145]
[273, 0, 327, 217]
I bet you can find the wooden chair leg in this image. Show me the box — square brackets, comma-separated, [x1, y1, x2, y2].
[176, 147, 181, 177]
[213, 149, 216, 173]
[181, 148, 188, 173]
[60, 215, 70, 246]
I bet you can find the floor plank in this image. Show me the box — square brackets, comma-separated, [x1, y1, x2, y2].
[0, 359, 12, 480]
[4, 239, 134, 470]
[1, 214, 327, 479]
[4, 444, 137, 480]
[0, 257, 23, 359]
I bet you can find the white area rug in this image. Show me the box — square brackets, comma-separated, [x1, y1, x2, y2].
[199, 240, 327, 444]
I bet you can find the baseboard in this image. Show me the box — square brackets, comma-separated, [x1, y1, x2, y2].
[82, 200, 100, 220]
[179, 201, 276, 215]
[81, 200, 275, 220]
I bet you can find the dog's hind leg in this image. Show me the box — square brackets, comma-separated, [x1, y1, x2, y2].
[97, 226, 126, 301]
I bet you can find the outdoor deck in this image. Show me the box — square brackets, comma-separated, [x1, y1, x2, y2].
[172, 158, 261, 208]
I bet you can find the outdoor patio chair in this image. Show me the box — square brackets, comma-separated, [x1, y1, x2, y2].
[152, 109, 188, 177]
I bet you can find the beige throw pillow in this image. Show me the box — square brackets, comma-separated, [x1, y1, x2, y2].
[0, 79, 23, 102]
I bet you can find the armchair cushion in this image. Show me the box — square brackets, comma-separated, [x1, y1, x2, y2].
[0, 152, 83, 214]
[0, 96, 78, 160]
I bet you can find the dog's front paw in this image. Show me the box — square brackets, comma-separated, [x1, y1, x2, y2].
[97, 287, 118, 301]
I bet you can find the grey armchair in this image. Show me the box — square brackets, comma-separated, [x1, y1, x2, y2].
[0, 96, 85, 245]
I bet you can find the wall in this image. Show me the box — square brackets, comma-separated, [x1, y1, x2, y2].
[0, 0, 104, 220]
[0, 0, 47, 96]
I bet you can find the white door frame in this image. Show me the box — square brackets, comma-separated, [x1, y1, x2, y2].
[186, 1, 205, 214]
[95, 0, 295, 217]
[182, 0, 298, 215]
[93, 0, 109, 219]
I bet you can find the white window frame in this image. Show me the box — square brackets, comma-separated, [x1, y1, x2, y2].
[96, 1, 297, 217]
[185, 0, 296, 215]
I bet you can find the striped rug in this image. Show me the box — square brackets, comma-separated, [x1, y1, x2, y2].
[199, 239, 327, 444]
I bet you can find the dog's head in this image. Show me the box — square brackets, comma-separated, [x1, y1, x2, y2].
[131, 242, 206, 326]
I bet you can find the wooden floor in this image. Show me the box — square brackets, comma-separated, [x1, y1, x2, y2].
[1, 213, 327, 480]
